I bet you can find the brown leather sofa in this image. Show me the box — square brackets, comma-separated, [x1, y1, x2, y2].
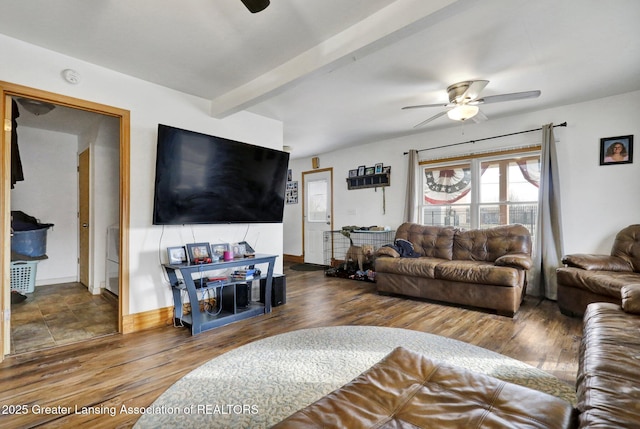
[374, 223, 532, 317]
[557, 224, 640, 317]
[272, 286, 640, 428]
[575, 285, 640, 427]
[273, 346, 576, 429]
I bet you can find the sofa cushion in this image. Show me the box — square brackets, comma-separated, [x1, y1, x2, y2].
[395, 223, 455, 260]
[453, 224, 532, 262]
[435, 260, 523, 287]
[495, 253, 534, 270]
[577, 303, 640, 428]
[273, 347, 576, 429]
[562, 254, 633, 272]
[556, 268, 640, 298]
[611, 224, 640, 272]
[375, 256, 444, 278]
[621, 284, 640, 314]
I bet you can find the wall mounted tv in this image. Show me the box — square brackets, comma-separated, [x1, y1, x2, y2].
[153, 124, 290, 225]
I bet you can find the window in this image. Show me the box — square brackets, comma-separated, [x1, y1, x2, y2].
[420, 150, 540, 240]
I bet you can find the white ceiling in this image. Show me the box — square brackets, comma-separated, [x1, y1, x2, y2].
[2, 0, 639, 158]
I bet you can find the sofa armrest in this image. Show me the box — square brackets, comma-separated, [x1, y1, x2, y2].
[495, 253, 533, 270]
[562, 254, 633, 272]
[376, 246, 400, 258]
[621, 284, 640, 314]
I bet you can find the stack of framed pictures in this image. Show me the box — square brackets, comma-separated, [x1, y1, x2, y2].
[166, 241, 256, 265]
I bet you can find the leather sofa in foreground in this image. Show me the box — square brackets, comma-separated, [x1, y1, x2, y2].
[273, 285, 640, 428]
[575, 285, 640, 427]
[273, 346, 576, 429]
[557, 224, 640, 317]
[374, 223, 533, 317]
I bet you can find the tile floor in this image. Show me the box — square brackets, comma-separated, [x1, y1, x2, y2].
[10, 282, 118, 354]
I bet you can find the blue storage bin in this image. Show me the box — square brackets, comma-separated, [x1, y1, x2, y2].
[11, 227, 50, 257]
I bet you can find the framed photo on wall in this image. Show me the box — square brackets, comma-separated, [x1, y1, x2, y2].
[285, 181, 298, 204]
[600, 135, 633, 165]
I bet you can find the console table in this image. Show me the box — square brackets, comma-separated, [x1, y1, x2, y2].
[163, 254, 277, 335]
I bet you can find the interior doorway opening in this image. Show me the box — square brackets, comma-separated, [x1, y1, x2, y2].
[1, 81, 130, 360]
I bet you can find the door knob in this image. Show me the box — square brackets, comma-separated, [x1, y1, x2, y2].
[82, 223, 88, 228]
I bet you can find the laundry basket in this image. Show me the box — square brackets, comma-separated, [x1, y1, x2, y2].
[10, 261, 38, 293]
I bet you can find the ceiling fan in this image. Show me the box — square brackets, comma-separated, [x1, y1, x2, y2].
[403, 80, 541, 128]
[240, 0, 270, 13]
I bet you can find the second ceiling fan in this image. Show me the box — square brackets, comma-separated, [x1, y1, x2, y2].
[403, 80, 541, 128]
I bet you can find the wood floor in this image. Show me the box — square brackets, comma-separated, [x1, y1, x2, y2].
[0, 262, 583, 428]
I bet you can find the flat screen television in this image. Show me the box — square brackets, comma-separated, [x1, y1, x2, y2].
[153, 124, 290, 225]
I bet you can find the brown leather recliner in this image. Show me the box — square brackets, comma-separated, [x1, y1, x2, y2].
[557, 224, 640, 317]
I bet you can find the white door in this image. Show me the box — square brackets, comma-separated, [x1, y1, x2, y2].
[303, 169, 333, 265]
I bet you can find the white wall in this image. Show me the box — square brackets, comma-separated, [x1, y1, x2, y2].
[1, 34, 284, 315]
[284, 90, 640, 258]
[10, 127, 79, 284]
[91, 116, 120, 294]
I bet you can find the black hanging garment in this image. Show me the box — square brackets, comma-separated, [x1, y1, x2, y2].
[11, 99, 24, 189]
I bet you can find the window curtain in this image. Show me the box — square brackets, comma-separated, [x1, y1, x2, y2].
[531, 124, 563, 298]
[404, 149, 419, 223]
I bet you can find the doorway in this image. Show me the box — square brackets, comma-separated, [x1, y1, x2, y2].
[1, 81, 130, 360]
[302, 168, 333, 265]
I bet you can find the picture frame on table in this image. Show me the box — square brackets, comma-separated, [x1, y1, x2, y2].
[357, 165, 365, 176]
[365, 167, 375, 175]
[167, 246, 187, 265]
[211, 243, 229, 259]
[600, 135, 633, 165]
[186, 242, 211, 263]
[382, 166, 391, 174]
[374, 163, 383, 174]
[230, 242, 246, 258]
[349, 169, 358, 177]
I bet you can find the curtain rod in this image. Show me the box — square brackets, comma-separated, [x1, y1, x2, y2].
[404, 122, 567, 155]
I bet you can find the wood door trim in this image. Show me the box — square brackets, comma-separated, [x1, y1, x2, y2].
[0, 81, 131, 359]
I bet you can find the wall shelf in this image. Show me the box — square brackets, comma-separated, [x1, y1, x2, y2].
[346, 173, 390, 190]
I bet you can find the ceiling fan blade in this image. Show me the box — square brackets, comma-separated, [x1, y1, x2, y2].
[472, 90, 541, 105]
[402, 102, 452, 110]
[459, 80, 489, 102]
[413, 110, 448, 128]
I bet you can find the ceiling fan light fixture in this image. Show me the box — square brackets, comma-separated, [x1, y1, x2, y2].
[447, 104, 479, 121]
[240, 0, 270, 13]
[17, 98, 56, 116]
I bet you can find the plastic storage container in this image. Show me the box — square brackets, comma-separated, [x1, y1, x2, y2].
[10, 210, 53, 258]
[11, 227, 50, 257]
[10, 261, 39, 293]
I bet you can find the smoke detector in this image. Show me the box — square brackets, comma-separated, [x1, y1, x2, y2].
[62, 69, 81, 84]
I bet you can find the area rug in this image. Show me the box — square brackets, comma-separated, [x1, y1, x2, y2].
[288, 263, 328, 271]
[134, 326, 575, 429]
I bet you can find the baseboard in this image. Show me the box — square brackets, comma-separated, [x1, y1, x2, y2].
[284, 254, 304, 264]
[35, 276, 78, 287]
[122, 306, 174, 334]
